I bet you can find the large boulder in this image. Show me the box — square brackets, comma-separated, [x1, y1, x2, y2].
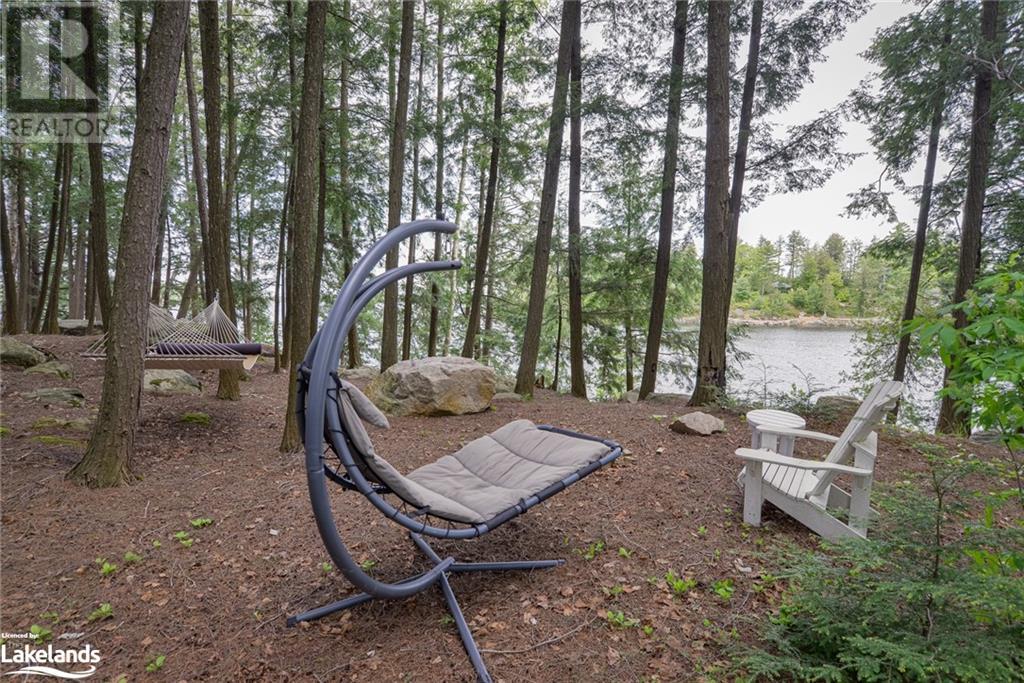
[339, 365, 380, 383]
[23, 387, 85, 407]
[0, 337, 47, 367]
[25, 360, 73, 380]
[58, 319, 100, 335]
[670, 411, 725, 436]
[144, 369, 202, 395]
[815, 394, 860, 416]
[367, 356, 496, 416]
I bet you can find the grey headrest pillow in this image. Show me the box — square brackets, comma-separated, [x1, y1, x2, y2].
[340, 380, 390, 429]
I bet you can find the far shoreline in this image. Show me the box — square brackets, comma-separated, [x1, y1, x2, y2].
[678, 315, 880, 330]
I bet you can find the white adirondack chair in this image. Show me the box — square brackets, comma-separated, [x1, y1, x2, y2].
[735, 380, 903, 540]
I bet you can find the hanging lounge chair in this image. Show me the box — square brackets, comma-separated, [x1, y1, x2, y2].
[83, 298, 260, 372]
[289, 219, 623, 682]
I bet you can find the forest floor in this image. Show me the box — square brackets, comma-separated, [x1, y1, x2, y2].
[0, 334, 1004, 682]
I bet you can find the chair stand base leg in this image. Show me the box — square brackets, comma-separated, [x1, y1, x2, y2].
[286, 534, 564, 683]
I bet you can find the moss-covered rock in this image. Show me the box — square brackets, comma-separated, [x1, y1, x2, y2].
[0, 337, 47, 367]
[33, 435, 87, 448]
[23, 387, 85, 407]
[32, 416, 92, 431]
[180, 411, 211, 426]
[24, 360, 73, 380]
[143, 369, 201, 395]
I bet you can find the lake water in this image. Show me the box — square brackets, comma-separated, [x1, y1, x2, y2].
[660, 326, 942, 425]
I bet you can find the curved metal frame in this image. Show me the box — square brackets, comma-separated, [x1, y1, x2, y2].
[289, 220, 623, 682]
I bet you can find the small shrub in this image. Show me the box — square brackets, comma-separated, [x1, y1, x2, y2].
[189, 517, 213, 529]
[604, 610, 640, 629]
[734, 449, 1024, 682]
[123, 551, 143, 564]
[665, 570, 697, 597]
[580, 540, 605, 561]
[321, 562, 333, 574]
[145, 654, 166, 673]
[87, 603, 113, 622]
[95, 558, 117, 576]
[29, 624, 52, 643]
[712, 579, 734, 601]
[173, 531, 193, 548]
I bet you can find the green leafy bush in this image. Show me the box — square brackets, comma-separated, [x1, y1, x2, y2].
[917, 257, 1024, 505]
[735, 449, 1024, 682]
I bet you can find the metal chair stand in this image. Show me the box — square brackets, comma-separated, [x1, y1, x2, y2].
[288, 531, 564, 683]
[290, 220, 622, 683]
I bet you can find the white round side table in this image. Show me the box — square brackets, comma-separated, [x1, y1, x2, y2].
[746, 408, 806, 457]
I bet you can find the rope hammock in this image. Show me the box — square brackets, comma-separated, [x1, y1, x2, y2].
[83, 298, 261, 371]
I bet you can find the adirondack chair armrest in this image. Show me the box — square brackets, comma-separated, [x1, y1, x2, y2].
[735, 448, 872, 478]
[753, 425, 840, 443]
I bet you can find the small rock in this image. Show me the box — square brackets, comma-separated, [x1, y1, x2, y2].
[494, 374, 516, 393]
[24, 360, 73, 380]
[647, 392, 691, 404]
[339, 365, 380, 382]
[0, 337, 47, 367]
[969, 430, 1003, 445]
[670, 412, 725, 436]
[144, 369, 201, 395]
[621, 390, 640, 404]
[23, 387, 85, 407]
[269, 529, 280, 536]
[492, 392, 523, 402]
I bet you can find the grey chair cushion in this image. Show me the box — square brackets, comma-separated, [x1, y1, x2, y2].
[340, 380, 389, 428]
[332, 394, 612, 524]
[403, 420, 611, 523]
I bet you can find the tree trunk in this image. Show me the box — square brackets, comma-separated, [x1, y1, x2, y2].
[403, 30, 427, 361]
[444, 129, 468, 355]
[280, 0, 327, 452]
[382, 0, 415, 371]
[150, 189, 168, 304]
[552, 256, 563, 390]
[639, 0, 688, 400]
[514, 0, 578, 395]
[722, 0, 762, 313]
[427, 1, 445, 357]
[33, 145, 66, 333]
[567, 2, 586, 398]
[43, 145, 73, 334]
[892, 25, 951, 418]
[339, 0, 360, 368]
[311, 92, 327, 339]
[14, 145, 30, 331]
[937, 0, 1001, 434]
[69, 214, 87, 319]
[462, 1, 508, 358]
[1, 173, 18, 334]
[689, 0, 731, 407]
[198, 0, 240, 400]
[69, 0, 188, 487]
[183, 29, 213, 303]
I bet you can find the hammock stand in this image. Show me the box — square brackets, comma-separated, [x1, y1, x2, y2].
[290, 219, 623, 682]
[83, 298, 260, 372]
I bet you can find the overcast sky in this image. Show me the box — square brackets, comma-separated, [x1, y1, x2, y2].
[740, 1, 922, 248]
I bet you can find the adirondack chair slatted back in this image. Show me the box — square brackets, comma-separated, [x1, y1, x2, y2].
[807, 380, 902, 499]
